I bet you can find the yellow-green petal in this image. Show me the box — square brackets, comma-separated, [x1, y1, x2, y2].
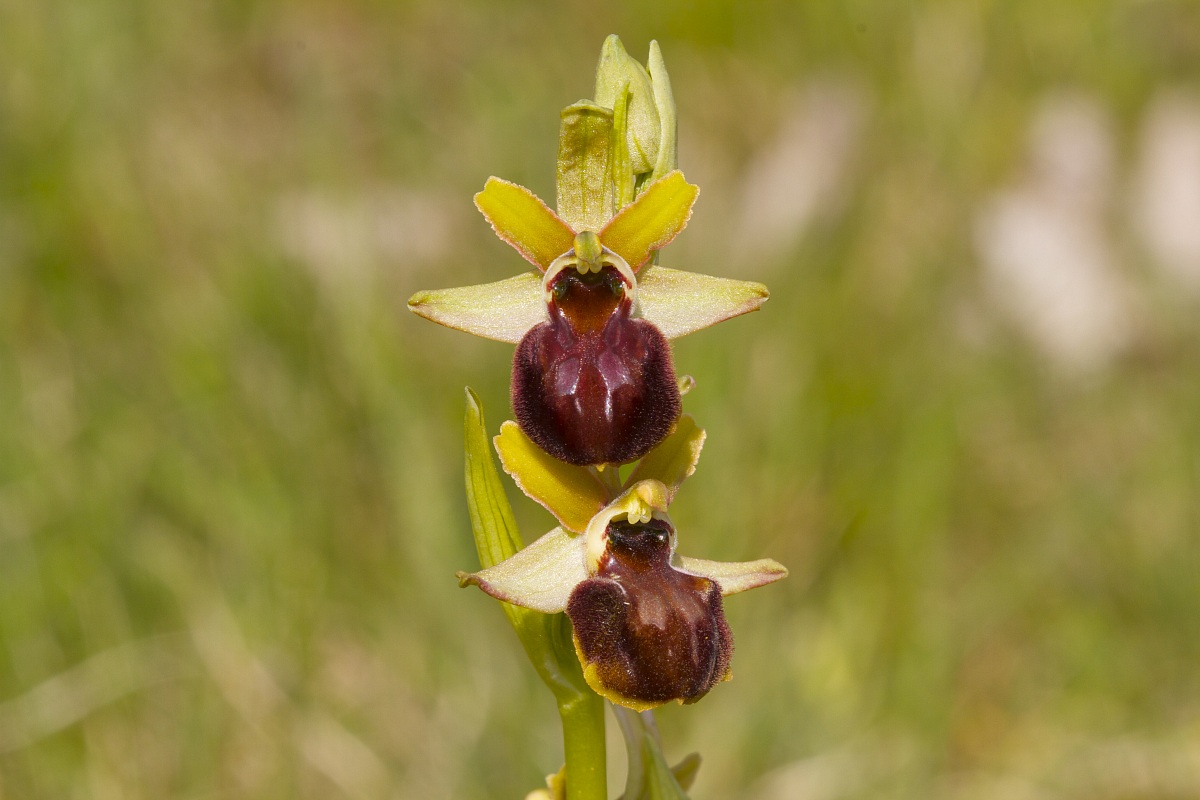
[674, 556, 788, 596]
[600, 171, 698, 270]
[636, 265, 769, 340]
[408, 271, 544, 344]
[475, 178, 576, 270]
[624, 415, 705, 500]
[458, 527, 588, 614]
[495, 421, 611, 533]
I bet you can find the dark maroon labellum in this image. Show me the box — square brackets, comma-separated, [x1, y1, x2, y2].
[566, 518, 733, 706]
[512, 267, 681, 466]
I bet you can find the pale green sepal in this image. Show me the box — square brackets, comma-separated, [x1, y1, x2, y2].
[600, 171, 697, 271]
[495, 421, 610, 534]
[646, 41, 678, 184]
[458, 526, 588, 614]
[408, 271, 544, 344]
[636, 265, 769, 340]
[557, 102, 616, 233]
[673, 556, 789, 596]
[613, 707, 695, 800]
[625, 415, 705, 500]
[475, 178, 577, 270]
[594, 35, 661, 176]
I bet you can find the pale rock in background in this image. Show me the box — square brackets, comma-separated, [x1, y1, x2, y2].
[1131, 90, 1200, 292]
[975, 93, 1134, 374]
[732, 80, 866, 266]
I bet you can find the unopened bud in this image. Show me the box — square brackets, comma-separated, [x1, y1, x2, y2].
[594, 35, 662, 176]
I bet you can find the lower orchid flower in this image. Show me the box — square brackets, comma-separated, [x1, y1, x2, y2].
[458, 415, 787, 709]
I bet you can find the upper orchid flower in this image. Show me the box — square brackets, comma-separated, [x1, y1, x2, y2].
[458, 415, 787, 710]
[409, 40, 768, 468]
[410, 171, 767, 467]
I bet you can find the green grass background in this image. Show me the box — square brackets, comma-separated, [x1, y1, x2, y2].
[2, 1, 1199, 797]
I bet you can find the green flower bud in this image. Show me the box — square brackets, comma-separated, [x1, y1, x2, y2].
[594, 35, 662, 177]
[554, 38, 682, 232]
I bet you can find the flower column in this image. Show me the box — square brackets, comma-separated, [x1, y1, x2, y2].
[410, 36, 787, 800]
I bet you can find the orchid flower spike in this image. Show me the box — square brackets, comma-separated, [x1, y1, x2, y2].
[458, 417, 787, 710]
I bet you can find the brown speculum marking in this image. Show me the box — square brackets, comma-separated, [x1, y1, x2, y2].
[566, 518, 733, 706]
[512, 266, 681, 466]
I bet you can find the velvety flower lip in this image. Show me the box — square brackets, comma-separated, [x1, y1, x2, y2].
[570, 516, 732, 710]
[458, 418, 787, 709]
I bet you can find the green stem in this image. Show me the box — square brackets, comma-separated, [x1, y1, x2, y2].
[559, 690, 607, 800]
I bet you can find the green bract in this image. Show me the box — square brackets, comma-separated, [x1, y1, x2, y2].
[463, 389, 608, 799]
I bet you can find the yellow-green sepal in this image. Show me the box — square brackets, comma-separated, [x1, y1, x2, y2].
[407, 271, 544, 344]
[557, 102, 617, 233]
[601, 171, 698, 271]
[475, 178, 576, 271]
[636, 265, 769, 340]
[494, 421, 610, 534]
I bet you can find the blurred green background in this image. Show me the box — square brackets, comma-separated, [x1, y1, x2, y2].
[3, 1, 1200, 798]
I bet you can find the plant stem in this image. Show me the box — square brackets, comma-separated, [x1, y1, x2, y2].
[558, 690, 607, 800]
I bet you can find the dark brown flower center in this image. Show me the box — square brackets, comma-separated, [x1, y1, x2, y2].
[566, 518, 733, 706]
[511, 267, 681, 466]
